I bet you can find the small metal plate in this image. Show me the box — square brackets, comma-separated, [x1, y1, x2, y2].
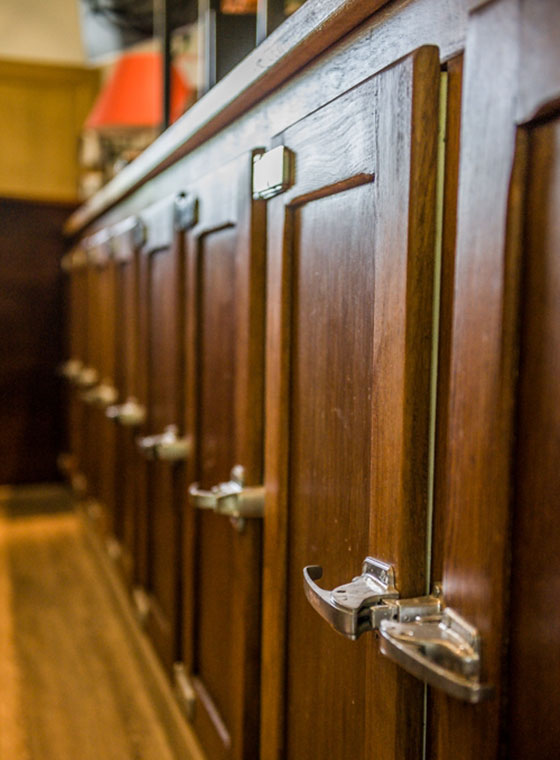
[111, 216, 145, 261]
[252, 146, 293, 200]
[174, 193, 199, 231]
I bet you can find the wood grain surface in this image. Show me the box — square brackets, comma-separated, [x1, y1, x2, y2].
[507, 116, 560, 760]
[181, 153, 265, 760]
[0, 493, 190, 760]
[261, 46, 439, 760]
[428, 1, 522, 757]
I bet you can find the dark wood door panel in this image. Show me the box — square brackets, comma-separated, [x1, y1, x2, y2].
[183, 153, 265, 760]
[0, 198, 74, 484]
[508, 116, 560, 760]
[139, 194, 187, 673]
[286, 185, 374, 759]
[113, 235, 142, 583]
[262, 45, 440, 760]
[146, 238, 184, 671]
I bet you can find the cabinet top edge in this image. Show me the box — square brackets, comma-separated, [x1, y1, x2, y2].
[64, 0, 391, 237]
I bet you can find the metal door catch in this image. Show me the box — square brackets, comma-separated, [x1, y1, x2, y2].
[136, 425, 191, 461]
[303, 557, 493, 703]
[252, 146, 293, 199]
[188, 465, 264, 532]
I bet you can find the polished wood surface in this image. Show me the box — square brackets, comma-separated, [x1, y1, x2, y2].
[431, 54, 463, 583]
[0, 492, 186, 760]
[67, 254, 89, 491]
[97, 255, 118, 535]
[114, 238, 142, 583]
[182, 153, 265, 760]
[428, 1, 526, 757]
[507, 117, 560, 760]
[0, 198, 74, 485]
[261, 46, 439, 760]
[58, 1, 560, 758]
[142, 215, 185, 671]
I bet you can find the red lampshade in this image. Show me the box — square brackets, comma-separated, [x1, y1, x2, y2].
[85, 51, 193, 131]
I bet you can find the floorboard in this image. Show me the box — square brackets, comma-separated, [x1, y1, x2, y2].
[0, 486, 186, 760]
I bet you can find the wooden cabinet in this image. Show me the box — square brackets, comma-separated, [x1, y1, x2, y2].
[59, 1, 560, 758]
[261, 46, 439, 760]
[180, 152, 265, 760]
[111, 217, 145, 584]
[137, 195, 188, 671]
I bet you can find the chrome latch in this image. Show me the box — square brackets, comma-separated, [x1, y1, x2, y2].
[75, 365, 99, 389]
[106, 398, 146, 427]
[379, 601, 493, 703]
[303, 558, 399, 640]
[136, 425, 191, 461]
[58, 358, 83, 381]
[188, 465, 264, 532]
[252, 146, 293, 200]
[84, 381, 118, 409]
[173, 662, 196, 721]
[303, 557, 492, 702]
[174, 193, 198, 231]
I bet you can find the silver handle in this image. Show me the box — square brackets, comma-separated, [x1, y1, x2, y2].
[58, 358, 83, 381]
[188, 465, 265, 531]
[379, 606, 493, 703]
[92, 383, 119, 409]
[303, 558, 398, 640]
[106, 398, 146, 427]
[136, 425, 191, 461]
[75, 366, 99, 389]
[303, 556, 492, 702]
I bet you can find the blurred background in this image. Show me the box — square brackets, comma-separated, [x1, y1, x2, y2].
[0, 0, 305, 488]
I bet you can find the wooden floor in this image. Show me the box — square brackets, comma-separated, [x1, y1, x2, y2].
[0, 485, 193, 760]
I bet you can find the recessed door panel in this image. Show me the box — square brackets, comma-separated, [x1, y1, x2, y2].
[145, 235, 184, 671]
[262, 46, 440, 760]
[196, 225, 237, 737]
[113, 226, 142, 584]
[508, 115, 560, 760]
[182, 154, 265, 760]
[286, 186, 374, 757]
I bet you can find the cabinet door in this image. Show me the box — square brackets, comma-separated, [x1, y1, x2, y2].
[95, 245, 118, 536]
[66, 247, 89, 492]
[82, 248, 102, 502]
[180, 152, 265, 760]
[508, 114, 560, 760]
[112, 217, 144, 584]
[261, 47, 440, 760]
[428, 3, 560, 758]
[138, 196, 186, 672]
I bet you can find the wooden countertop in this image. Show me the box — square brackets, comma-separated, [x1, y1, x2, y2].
[64, 0, 390, 236]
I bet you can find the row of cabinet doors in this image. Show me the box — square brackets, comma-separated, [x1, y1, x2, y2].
[60, 33, 560, 760]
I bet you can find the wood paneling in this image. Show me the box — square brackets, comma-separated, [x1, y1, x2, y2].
[261, 46, 439, 760]
[428, 1, 525, 757]
[0, 60, 99, 203]
[182, 153, 265, 760]
[142, 221, 185, 672]
[0, 197, 75, 484]
[507, 116, 560, 760]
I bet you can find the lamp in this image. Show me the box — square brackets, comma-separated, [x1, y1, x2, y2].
[80, 50, 194, 192]
[85, 50, 193, 132]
